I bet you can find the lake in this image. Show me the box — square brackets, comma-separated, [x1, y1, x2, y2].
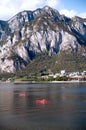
[0, 82, 86, 130]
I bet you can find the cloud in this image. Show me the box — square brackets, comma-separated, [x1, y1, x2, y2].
[60, 9, 86, 18]
[46, 0, 59, 8]
[79, 12, 86, 18]
[20, 0, 45, 10]
[0, 0, 59, 20]
[60, 9, 77, 18]
[0, 0, 19, 20]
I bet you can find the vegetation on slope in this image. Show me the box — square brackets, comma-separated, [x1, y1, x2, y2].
[15, 51, 86, 77]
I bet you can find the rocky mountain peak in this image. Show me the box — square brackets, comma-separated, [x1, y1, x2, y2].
[0, 6, 86, 73]
[43, 5, 52, 10]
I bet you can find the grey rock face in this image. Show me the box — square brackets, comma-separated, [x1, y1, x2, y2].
[0, 6, 86, 72]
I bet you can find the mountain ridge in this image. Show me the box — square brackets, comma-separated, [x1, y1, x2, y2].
[0, 6, 86, 73]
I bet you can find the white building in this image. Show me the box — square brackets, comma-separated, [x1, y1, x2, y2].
[69, 72, 79, 77]
[60, 70, 66, 76]
[82, 71, 86, 76]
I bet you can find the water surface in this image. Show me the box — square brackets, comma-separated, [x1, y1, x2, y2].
[0, 83, 86, 130]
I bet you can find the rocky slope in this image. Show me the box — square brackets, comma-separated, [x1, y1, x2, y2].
[0, 6, 86, 73]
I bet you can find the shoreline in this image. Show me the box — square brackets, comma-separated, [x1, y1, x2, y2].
[1, 80, 86, 84]
[13, 80, 86, 84]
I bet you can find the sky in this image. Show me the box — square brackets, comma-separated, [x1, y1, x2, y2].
[0, 0, 86, 20]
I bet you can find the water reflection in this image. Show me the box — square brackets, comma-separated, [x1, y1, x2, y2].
[0, 83, 86, 130]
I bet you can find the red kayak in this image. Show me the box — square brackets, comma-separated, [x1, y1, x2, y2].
[36, 99, 50, 105]
[19, 93, 29, 97]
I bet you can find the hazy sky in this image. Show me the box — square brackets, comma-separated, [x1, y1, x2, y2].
[0, 0, 86, 20]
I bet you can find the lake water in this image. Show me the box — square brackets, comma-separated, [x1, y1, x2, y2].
[0, 82, 86, 130]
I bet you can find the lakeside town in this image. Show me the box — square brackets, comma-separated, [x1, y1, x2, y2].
[40, 70, 86, 82]
[1, 70, 86, 83]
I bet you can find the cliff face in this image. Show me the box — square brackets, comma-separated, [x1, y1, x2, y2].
[0, 6, 86, 73]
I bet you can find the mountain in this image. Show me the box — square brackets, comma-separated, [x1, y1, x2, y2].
[0, 6, 86, 73]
